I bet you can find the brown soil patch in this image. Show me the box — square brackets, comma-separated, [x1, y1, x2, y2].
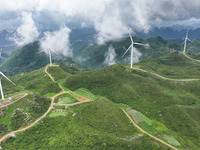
[78, 97, 93, 102]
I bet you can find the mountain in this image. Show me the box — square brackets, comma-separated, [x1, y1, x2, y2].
[136, 27, 200, 40]
[74, 36, 182, 70]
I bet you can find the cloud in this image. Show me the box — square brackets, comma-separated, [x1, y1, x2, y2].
[3, 0, 200, 44]
[40, 26, 72, 57]
[9, 12, 39, 46]
[123, 47, 142, 65]
[132, 47, 142, 63]
[104, 45, 117, 66]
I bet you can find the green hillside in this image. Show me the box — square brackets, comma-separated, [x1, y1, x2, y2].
[75, 36, 181, 69]
[2, 66, 61, 98]
[2, 98, 167, 149]
[1, 51, 200, 149]
[0, 41, 49, 76]
[138, 52, 200, 79]
[64, 55, 200, 149]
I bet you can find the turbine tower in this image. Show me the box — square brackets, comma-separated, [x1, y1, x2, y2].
[38, 48, 59, 67]
[183, 30, 190, 53]
[0, 72, 16, 100]
[122, 28, 149, 68]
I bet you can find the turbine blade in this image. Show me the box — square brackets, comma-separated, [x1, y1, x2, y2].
[0, 72, 16, 86]
[36, 49, 46, 54]
[134, 42, 148, 47]
[49, 48, 61, 57]
[186, 30, 188, 39]
[128, 28, 134, 44]
[122, 44, 132, 57]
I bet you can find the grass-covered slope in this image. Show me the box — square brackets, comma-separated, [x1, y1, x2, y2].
[63, 62, 200, 149]
[2, 98, 167, 149]
[138, 52, 200, 79]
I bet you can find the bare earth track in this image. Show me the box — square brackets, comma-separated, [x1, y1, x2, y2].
[122, 109, 178, 150]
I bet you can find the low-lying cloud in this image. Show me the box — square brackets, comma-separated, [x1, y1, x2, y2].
[104, 45, 117, 66]
[9, 12, 39, 46]
[40, 26, 72, 57]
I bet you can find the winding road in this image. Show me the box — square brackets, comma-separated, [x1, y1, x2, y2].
[132, 67, 200, 82]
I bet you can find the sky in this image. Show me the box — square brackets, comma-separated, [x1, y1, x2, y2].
[1, 0, 200, 55]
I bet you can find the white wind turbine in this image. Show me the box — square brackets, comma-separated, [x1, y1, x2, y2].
[122, 28, 149, 68]
[183, 30, 190, 53]
[38, 48, 60, 67]
[0, 72, 16, 100]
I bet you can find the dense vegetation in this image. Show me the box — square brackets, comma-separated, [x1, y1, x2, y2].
[64, 59, 200, 149]
[2, 98, 167, 149]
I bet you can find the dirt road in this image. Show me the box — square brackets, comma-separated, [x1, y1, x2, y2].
[132, 67, 200, 82]
[122, 109, 178, 150]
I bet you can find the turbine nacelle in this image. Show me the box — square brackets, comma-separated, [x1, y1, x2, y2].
[37, 47, 61, 67]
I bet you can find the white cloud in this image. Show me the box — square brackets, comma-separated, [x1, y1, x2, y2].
[9, 12, 39, 46]
[40, 26, 72, 57]
[3, 0, 200, 44]
[104, 45, 117, 66]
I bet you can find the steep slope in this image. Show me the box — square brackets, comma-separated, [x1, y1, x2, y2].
[63, 55, 200, 149]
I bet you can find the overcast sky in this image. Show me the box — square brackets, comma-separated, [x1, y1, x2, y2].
[1, 0, 200, 47]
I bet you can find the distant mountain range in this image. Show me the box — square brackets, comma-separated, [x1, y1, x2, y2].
[1, 26, 200, 54]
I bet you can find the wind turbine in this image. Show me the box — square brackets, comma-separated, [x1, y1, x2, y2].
[38, 48, 60, 67]
[0, 72, 16, 100]
[122, 28, 149, 68]
[183, 30, 190, 53]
